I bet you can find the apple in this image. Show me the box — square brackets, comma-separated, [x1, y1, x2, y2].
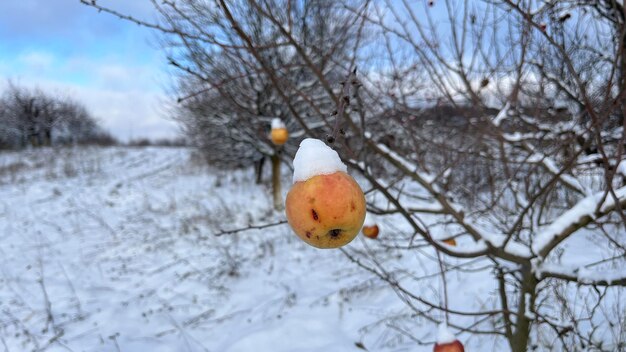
[434, 340, 464, 352]
[286, 171, 366, 248]
[362, 224, 379, 239]
[271, 128, 289, 145]
[442, 238, 456, 246]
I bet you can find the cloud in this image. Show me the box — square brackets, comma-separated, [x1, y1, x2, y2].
[0, 49, 179, 141]
[72, 85, 180, 141]
[0, 76, 179, 142]
[18, 51, 55, 71]
[0, 0, 179, 141]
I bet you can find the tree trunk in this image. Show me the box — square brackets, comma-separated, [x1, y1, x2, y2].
[255, 156, 265, 184]
[30, 134, 38, 148]
[509, 268, 537, 352]
[44, 129, 52, 147]
[271, 154, 284, 210]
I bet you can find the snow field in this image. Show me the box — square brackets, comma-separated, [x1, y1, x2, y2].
[1, 147, 484, 351]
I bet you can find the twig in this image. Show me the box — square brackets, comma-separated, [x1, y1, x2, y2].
[327, 68, 358, 144]
[37, 257, 56, 334]
[435, 250, 450, 325]
[214, 220, 288, 236]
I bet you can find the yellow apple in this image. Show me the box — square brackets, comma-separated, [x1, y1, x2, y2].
[362, 224, 379, 239]
[286, 171, 366, 248]
[271, 128, 289, 145]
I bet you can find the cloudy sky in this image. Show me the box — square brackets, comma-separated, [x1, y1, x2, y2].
[0, 1, 179, 141]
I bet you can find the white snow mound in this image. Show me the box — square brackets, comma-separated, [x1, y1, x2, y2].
[292, 138, 347, 183]
[363, 212, 376, 227]
[437, 323, 457, 344]
[271, 118, 286, 129]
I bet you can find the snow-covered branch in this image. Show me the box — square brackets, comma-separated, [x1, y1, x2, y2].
[368, 139, 531, 263]
[532, 186, 626, 257]
[534, 262, 626, 286]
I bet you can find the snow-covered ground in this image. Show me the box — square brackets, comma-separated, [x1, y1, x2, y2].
[0, 147, 521, 351]
[2, 146, 624, 352]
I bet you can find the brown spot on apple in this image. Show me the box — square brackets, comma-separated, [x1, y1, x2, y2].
[328, 229, 342, 238]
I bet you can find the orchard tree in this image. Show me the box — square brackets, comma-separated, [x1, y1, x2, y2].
[129, 0, 364, 209]
[82, 0, 626, 350]
[0, 83, 112, 148]
[0, 83, 58, 147]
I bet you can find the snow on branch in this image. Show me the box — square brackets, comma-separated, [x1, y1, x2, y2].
[368, 202, 446, 215]
[369, 139, 532, 262]
[516, 113, 587, 138]
[526, 151, 588, 195]
[492, 102, 510, 127]
[533, 261, 626, 286]
[496, 119, 588, 196]
[290, 121, 326, 138]
[617, 160, 626, 178]
[436, 240, 490, 257]
[532, 186, 626, 257]
[373, 142, 438, 188]
[478, 233, 532, 259]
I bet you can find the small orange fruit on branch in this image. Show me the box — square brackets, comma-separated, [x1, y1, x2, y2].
[361, 213, 379, 239]
[442, 237, 456, 246]
[285, 139, 366, 248]
[434, 324, 464, 352]
[270, 118, 289, 145]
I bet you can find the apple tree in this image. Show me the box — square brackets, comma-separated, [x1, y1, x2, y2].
[81, 0, 626, 350]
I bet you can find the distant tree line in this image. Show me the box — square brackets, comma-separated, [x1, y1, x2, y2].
[0, 82, 115, 149]
[126, 137, 187, 147]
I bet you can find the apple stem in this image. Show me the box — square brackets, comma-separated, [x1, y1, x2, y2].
[327, 68, 358, 145]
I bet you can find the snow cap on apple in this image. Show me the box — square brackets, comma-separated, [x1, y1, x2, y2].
[437, 324, 456, 344]
[271, 118, 286, 129]
[292, 138, 347, 183]
[286, 138, 365, 249]
[434, 323, 464, 352]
